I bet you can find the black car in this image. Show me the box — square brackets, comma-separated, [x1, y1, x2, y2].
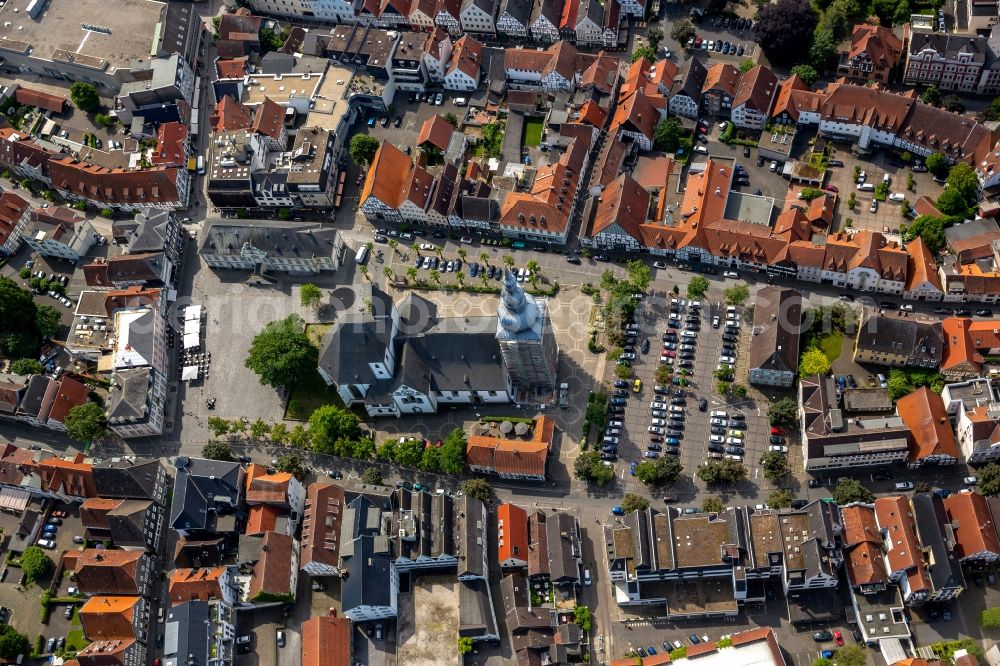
[677, 352, 695, 360]
[666, 429, 684, 438]
[613, 379, 629, 389]
[769, 435, 784, 444]
[934, 307, 950, 314]
[729, 413, 746, 422]
[707, 443, 725, 453]
[721, 343, 735, 352]
[393, 116, 403, 128]
[978, 309, 993, 316]
[664, 446, 681, 455]
[710, 426, 726, 435]
[727, 418, 744, 428]
[647, 443, 662, 451]
[808, 479, 823, 488]
[566, 255, 581, 265]
[791, 499, 809, 509]
[671, 397, 686, 406]
[611, 389, 628, 397]
[812, 631, 832, 642]
[955, 308, 971, 316]
[756, 156, 765, 167]
[677, 360, 694, 368]
[667, 422, 684, 431]
[698, 398, 708, 412]
[744, 146, 751, 157]
[725, 446, 745, 455]
[641, 338, 650, 354]
[601, 452, 617, 461]
[722, 334, 738, 342]
[724, 326, 739, 335]
[607, 405, 625, 414]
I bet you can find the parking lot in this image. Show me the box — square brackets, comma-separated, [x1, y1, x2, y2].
[602, 294, 784, 496]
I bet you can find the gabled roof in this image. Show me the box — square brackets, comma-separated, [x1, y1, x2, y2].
[211, 95, 253, 133]
[840, 504, 888, 588]
[610, 88, 662, 142]
[466, 415, 554, 477]
[748, 286, 802, 376]
[732, 65, 777, 113]
[169, 567, 228, 603]
[843, 24, 902, 67]
[771, 73, 812, 121]
[79, 595, 141, 640]
[417, 115, 455, 152]
[874, 496, 925, 585]
[905, 236, 943, 293]
[702, 62, 740, 97]
[251, 97, 286, 142]
[15, 87, 66, 113]
[74, 549, 145, 595]
[48, 158, 182, 206]
[151, 122, 188, 167]
[302, 613, 351, 666]
[944, 491, 1000, 560]
[498, 503, 528, 564]
[360, 142, 413, 209]
[589, 173, 649, 240]
[248, 531, 295, 599]
[446, 35, 483, 81]
[0, 191, 29, 246]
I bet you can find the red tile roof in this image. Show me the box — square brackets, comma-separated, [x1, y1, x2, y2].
[302, 612, 351, 666]
[48, 157, 182, 206]
[840, 504, 888, 587]
[732, 65, 777, 113]
[74, 549, 144, 595]
[15, 87, 66, 113]
[79, 596, 140, 640]
[248, 531, 294, 600]
[417, 115, 455, 152]
[0, 191, 29, 246]
[245, 504, 281, 535]
[897, 385, 959, 462]
[944, 491, 1000, 560]
[211, 95, 252, 133]
[702, 62, 740, 97]
[252, 97, 286, 142]
[844, 25, 903, 70]
[169, 567, 228, 602]
[447, 35, 483, 80]
[151, 122, 188, 167]
[360, 142, 413, 209]
[216, 58, 249, 79]
[466, 416, 554, 478]
[905, 236, 943, 293]
[300, 482, 345, 571]
[498, 503, 528, 565]
[874, 496, 926, 589]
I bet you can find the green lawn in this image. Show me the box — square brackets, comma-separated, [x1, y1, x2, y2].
[65, 629, 88, 652]
[305, 323, 332, 348]
[523, 118, 543, 147]
[285, 371, 345, 421]
[816, 331, 843, 362]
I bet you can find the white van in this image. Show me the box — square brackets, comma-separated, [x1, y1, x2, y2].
[356, 245, 370, 266]
[455, 97, 467, 106]
[857, 183, 875, 192]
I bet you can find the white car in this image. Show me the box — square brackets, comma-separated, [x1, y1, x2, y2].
[669, 405, 685, 413]
[620, 352, 636, 361]
[711, 410, 728, 418]
[37, 538, 56, 549]
[723, 271, 738, 278]
[888, 192, 905, 203]
[648, 425, 665, 435]
[650, 418, 666, 426]
[680, 344, 695, 352]
[710, 417, 727, 426]
[418, 243, 437, 250]
[726, 313, 741, 322]
[726, 437, 743, 446]
[769, 161, 778, 172]
[650, 401, 667, 410]
[710, 435, 725, 444]
[608, 419, 623, 428]
[719, 355, 736, 364]
[769, 444, 789, 453]
[694, 145, 708, 154]
[964, 476, 978, 485]
[857, 170, 867, 182]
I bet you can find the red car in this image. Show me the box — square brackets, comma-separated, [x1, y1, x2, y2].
[824, 185, 839, 193]
[51, 510, 67, 518]
[834, 631, 844, 647]
[665, 328, 677, 335]
[770, 426, 785, 436]
[664, 350, 676, 358]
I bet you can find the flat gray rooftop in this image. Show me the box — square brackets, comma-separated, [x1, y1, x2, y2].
[0, 0, 164, 70]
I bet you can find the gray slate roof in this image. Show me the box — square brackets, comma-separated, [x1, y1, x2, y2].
[671, 56, 707, 102]
[93, 457, 167, 504]
[199, 219, 341, 262]
[498, 0, 532, 24]
[855, 312, 943, 367]
[545, 512, 580, 584]
[106, 367, 152, 424]
[169, 457, 245, 532]
[749, 287, 802, 375]
[164, 601, 210, 666]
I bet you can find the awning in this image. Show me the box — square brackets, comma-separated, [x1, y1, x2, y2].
[183, 332, 200, 349]
[181, 365, 200, 381]
[183, 319, 199, 336]
[0, 488, 30, 512]
[184, 305, 202, 321]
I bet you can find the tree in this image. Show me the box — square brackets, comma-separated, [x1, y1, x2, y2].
[361, 467, 383, 485]
[739, 59, 756, 74]
[349, 134, 380, 166]
[19, 545, 52, 583]
[902, 215, 948, 252]
[831, 645, 867, 666]
[937, 187, 972, 217]
[93, 113, 112, 128]
[926, 152, 949, 178]
[978, 463, 1000, 496]
[654, 118, 685, 152]
[202, 439, 235, 461]
[697, 458, 748, 485]
[438, 428, 467, 475]
[10, 358, 43, 375]
[574, 451, 615, 485]
[942, 94, 965, 113]
[753, 0, 818, 66]
[0, 276, 42, 359]
[460, 478, 493, 502]
[574, 605, 593, 632]
[790, 64, 819, 85]
[35, 304, 60, 338]
[947, 162, 980, 203]
[622, 493, 650, 513]
[670, 19, 696, 47]
[760, 451, 790, 482]
[647, 26, 664, 50]
[631, 45, 656, 63]
[458, 637, 474, 655]
[0, 625, 28, 660]
[809, 27, 839, 70]
[723, 283, 749, 305]
[832, 478, 875, 505]
[768, 398, 798, 428]
[982, 607, 1000, 628]
[768, 489, 794, 509]
[799, 348, 832, 377]
[920, 84, 941, 106]
[635, 455, 683, 487]
[299, 283, 323, 309]
[308, 405, 360, 451]
[443, 112, 459, 126]
[70, 82, 100, 112]
[249, 418, 270, 442]
[245, 314, 318, 391]
[702, 496, 724, 513]
[64, 402, 107, 442]
[274, 453, 306, 478]
[687, 275, 710, 299]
